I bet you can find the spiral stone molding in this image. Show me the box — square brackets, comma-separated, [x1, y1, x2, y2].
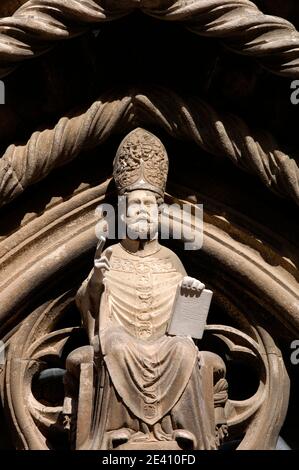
[0, 87, 298, 208]
[0, 1, 299, 78]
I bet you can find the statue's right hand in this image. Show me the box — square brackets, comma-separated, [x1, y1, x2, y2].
[93, 236, 112, 282]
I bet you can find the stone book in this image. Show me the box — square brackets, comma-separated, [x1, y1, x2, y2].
[167, 287, 213, 339]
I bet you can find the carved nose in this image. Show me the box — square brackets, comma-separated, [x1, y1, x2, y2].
[138, 204, 147, 214]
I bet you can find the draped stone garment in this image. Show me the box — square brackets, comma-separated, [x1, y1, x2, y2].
[101, 327, 198, 426]
[77, 243, 227, 449]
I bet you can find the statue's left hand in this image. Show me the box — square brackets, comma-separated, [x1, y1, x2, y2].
[180, 276, 205, 295]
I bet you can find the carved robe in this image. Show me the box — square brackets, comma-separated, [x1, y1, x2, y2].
[76, 243, 227, 450]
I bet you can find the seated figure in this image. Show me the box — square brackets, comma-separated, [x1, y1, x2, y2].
[64, 128, 228, 450]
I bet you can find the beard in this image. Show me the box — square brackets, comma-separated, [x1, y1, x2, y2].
[126, 216, 158, 240]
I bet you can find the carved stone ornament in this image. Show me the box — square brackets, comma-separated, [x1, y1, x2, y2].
[1, 128, 291, 450]
[0, 0, 298, 452]
[113, 128, 169, 197]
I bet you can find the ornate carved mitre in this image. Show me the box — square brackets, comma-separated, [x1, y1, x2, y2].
[113, 128, 169, 198]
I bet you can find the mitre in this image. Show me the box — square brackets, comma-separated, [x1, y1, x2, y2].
[113, 128, 169, 198]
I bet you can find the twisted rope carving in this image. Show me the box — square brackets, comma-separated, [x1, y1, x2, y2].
[0, 87, 298, 207]
[152, 0, 299, 77]
[0, 0, 299, 78]
[0, 0, 117, 77]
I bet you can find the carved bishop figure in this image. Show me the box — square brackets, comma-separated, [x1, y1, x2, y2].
[64, 128, 228, 450]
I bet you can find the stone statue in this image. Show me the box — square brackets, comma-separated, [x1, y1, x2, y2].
[63, 128, 228, 450]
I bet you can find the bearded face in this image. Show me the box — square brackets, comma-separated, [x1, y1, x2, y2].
[125, 190, 159, 240]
